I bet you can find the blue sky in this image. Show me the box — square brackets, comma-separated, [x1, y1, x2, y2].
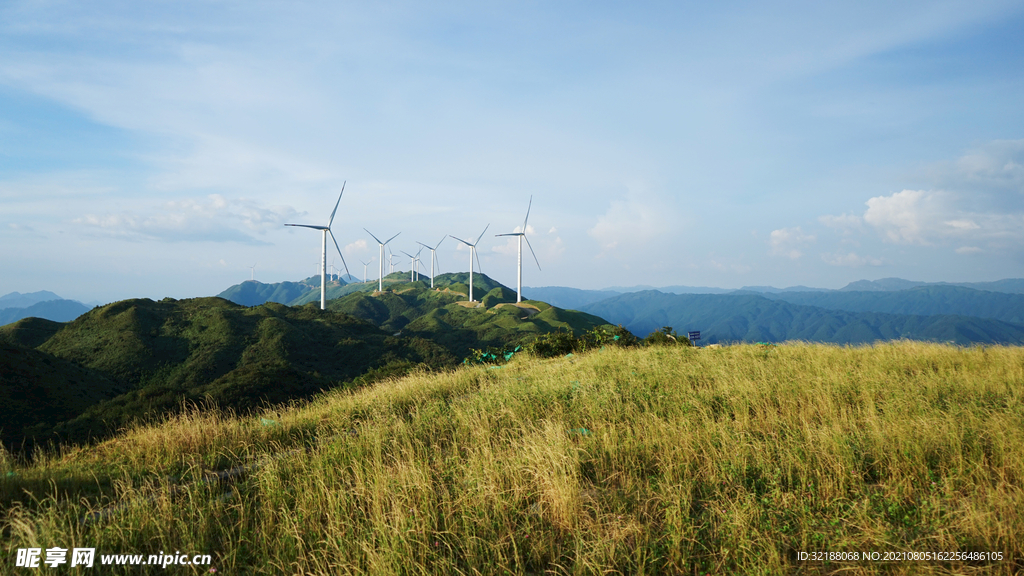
[2, 1, 1023, 303]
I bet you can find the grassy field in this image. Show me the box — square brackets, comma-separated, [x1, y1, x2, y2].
[2, 341, 1022, 574]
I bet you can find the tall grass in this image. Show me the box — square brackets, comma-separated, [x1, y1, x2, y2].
[2, 341, 1022, 574]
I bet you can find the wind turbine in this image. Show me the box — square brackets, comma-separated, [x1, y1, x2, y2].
[416, 236, 446, 289]
[364, 229, 400, 292]
[248, 263, 257, 282]
[496, 196, 541, 303]
[450, 224, 489, 303]
[284, 183, 351, 310]
[359, 258, 374, 284]
[388, 248, 400, 275]
[401, 247, 425, 282]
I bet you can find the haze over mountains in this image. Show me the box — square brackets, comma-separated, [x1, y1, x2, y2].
[0, 291, 95, 325]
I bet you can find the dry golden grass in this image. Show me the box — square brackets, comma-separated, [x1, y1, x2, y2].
[2, 341, 1022, 574]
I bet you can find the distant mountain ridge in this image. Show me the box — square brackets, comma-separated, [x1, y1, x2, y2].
[0, 290, 63, 308]
[758, 285, 1024, 324]
[580, 291, 1024, 344]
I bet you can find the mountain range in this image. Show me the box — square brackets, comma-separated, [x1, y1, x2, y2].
[579, 291, 1024, 344]
[1, 273, 614, 451]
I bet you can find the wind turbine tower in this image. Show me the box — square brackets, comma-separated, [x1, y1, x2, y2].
[450, 224, 489, 303]
[284, 183, 351, 310]
[359, 258, 374, 284]
[364, 229, 400, 292]
[401, 247, 424, 282]
[496, 196, 541, 303]
[416, 236, 446, 289]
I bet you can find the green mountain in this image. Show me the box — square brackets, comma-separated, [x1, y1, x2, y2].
[756, 285, 1024, 324]
[1, 274, 618, 452]
[0, 297, 455, 451]
[580, 291, 1024, 344]
[520, 286, 622, 310]
[326, 282, 615, 359]
[217, 279, 317, 306]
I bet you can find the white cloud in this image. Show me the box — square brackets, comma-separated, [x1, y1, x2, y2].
[821, 251, 883, 267]
[74, 194, 302, 244]
[344, 239, 368, 254]
[944, 219, 979, 231]
[863, 189, 939, 244]
[946, 139, 1024, 192]
[860, 188, 1024, 247]
[818, 213, 863, 232]
[769, 227, 815, 259]
[955, 246, 982, 255]
[587, 189, 675, 255]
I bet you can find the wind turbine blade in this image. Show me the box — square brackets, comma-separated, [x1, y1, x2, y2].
[286, 224, 327, 230]
[475, 224, 490, 246]
[328, 181, 346, 227]
[329, 230, 351, 277]
[522, 195, 532, 230]
[434, 235, 446, 250]
[415, 246, 424, 257]
[384, 232, 401, 245]
[449, 235, 472, 247]
[474, 249, 483, 274]
[434, 252, 441, 272]
[524, 235, 541, 271]
[416, 241, 431, 250]
[364, 228, 384, 245]
[495, 233, 520, 237]
[401, 251, 413, 258]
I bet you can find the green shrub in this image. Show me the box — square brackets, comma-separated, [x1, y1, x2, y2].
[643, 326, 691, 346]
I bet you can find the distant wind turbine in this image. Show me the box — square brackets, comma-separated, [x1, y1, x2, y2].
[364, 229, 400, 292]
[284, 183, 351, 310]
[249, 263, 257, 282]
[496, 196, 541, 303]
[450, 224, 489, 303]
[359, 258, 374, 284]
[416, 236, 446, 289]
[401, 247, 425, 282]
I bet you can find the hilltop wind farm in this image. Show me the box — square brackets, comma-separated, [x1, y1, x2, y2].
[3, 2, 1024, 574]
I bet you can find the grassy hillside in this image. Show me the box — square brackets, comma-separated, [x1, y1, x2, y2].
[582, 290, 1024, 343]
[1, 342, 1020, 574]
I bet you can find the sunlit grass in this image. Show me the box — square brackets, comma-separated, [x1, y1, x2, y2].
[2, 341, 1022, 574]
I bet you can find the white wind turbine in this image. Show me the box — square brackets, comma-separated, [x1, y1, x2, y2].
[450, 224, 489, 303]
[359, 258, 374, 284]
[496, 196, 541, 303]
[364, 229, 400, 292]
[248, 263, 257, 282]
[401, 247, 425, 282]
[284, 183, 351, 310]
[416, 236, 446, 289]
